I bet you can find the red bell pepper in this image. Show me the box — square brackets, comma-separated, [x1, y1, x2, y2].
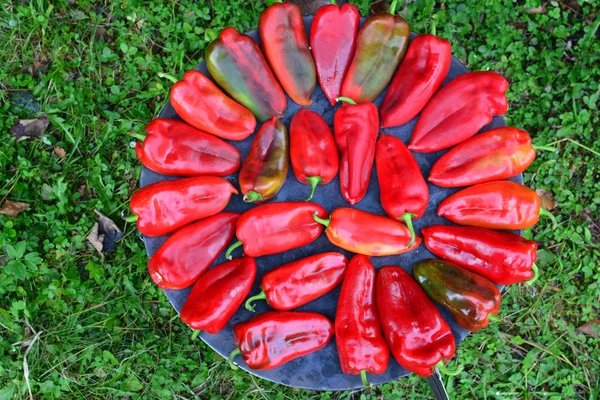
[380, 34, 452, 128]
[130, 176, 237, 236]
[168, 70, 256, 140]
[239, 117, 289, 204]
[413, 259, 502, 332]
[134, 118, 241, 177]
[245, 252, 348, 311]
[310, 2, 360, 106]
[438, 180, 557, 230]
[336, 255, 389, 386]
[375, 134, 428, 247]
[227, 202, 327, 259]
[409, 71, 509, 153]
[180, 256, 256, 334]
[334, 98, 379, 205]
[290, 108, 339, 201]
[313, 207, 421, 256]
[421, 225, 539, 285]
[229, 311, 334, 370]
[148, 212, 239, 290]
[259, 2, 316, 106]
[376, 266, 460, 377]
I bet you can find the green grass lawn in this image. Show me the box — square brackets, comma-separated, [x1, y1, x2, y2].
[1, 0, 599, 398]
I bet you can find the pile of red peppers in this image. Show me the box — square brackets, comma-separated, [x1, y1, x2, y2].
[128, 0, 554, 389]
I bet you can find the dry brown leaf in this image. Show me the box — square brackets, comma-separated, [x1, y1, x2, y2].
[577, 319, 600, 337]
[9, 116, 50, 141]
[526, 5, 547, 14]
[0, 200, 31, 217]
[86, 210, 124, 255]
[87, 222, 105, 255]
[54, 146, 67, 159]
[536, 189, 558, 210]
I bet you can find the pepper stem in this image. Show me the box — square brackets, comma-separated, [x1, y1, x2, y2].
[330, 0, 336, 4]
[488, 313, 502, 322]
[305, 176, 324, 201]
[245, 290, 267, 312]
[225, 240, 243, 260]
[313, 211, 332, 228]
[243, 191, 264, 203]
[228, 348, 241, 370]
[532, 144, 557, 152]
[125, 215, 138, 223]
[539, 207, 558, 229]
[400, 212, 417, 248]
[525, 263, 540, 286]
[431, 14, 437, 36]
[128, 132, 147, 142]
[360, 370, 370, 387]
[435, 359, 463, 376]
[336, 96, 357, 105]
[191, 330, 200, 340]
[157, 72, 179, 84]
[389, 0, 399, 15]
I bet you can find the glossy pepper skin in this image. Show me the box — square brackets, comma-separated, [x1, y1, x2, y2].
[334, 101, 379, 205]
[413, 259, 502, 332]
[336, 255, 389, 382]
[148, 212, 238, 290]
[290, 109, 339, 201]
[380, 34, 452, 128]
[259, 2, 316, 106]
[422, 225, 538, 285]
[313, 208, 421, 256]
[377, 266, 456, 377]
[239, 117, 289, 204]
[310, 3, 360, 106]
[135, 118, 241, 177]
[245, 252, 348, 311]
[429, 127, 536, 187]
[375, 134, 428, 247]
[409, 71, 509, 152]
[230, 311, 334, 370]
[130, 176, 237, 236]
[180, 257, 256, 334]
[206, 27, 286, 122]
[228, 202, 328, 259]
[169, 70, 256, 140]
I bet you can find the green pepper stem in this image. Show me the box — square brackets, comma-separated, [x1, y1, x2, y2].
[525, 263, 540, 286]
[389, 0, 399, 15]
[243, 191, 263, 203]
[431, 14, 437, 36]
[245, 290, 266, 312]
[360, 370, 370, 387]
[128, 132, 147, 142]
[539, 208, 558, 230]
[313, 212, 332, 228]
[228, 348, 241, 370]
[191, 330, 200, 340]
[225, 240, 243, 260]
[532, 144, 557, 152]
[305, 176, 324, 201]
[125, 215, 138, 223]
[336, 96, 357, 105]
[488, 313, 502, 322]
[157, 72, 179, 84]
[435, 359, 463, 376]
[400, 212, 417, 248]
[329, 0, 336, 4]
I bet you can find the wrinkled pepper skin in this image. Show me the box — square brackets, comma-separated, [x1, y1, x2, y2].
[239, 117, 289, 204]
[180, 257, 256, 334]
[206, 27, 286, 122]
[413, 259, 502, 332]
[429, 127, 536, 187]
[314, 208, 421, 256]
[380, 34, 452, 128]
[334, 101, 379, 205]
[247, 252, 348, 311]
[130, 176, 237, 236]
[290, 109, 339, 201]
[438, 181, 542, 230]
[341, 13, 410, 103]
[169, 70, 256, 140]
[259, 2, 316, 106]
[421, 225, 538, 285]
[336, 255, 389, 376]
[409, 71, 509, 152]
[310, 3, 360, 106]
[148, 212, 239, 289]
[232, 311, 334, 370]
[376, 266, 456, 377]
[135, 119, 241, 177]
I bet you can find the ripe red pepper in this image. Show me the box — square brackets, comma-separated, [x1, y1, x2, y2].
[259, 2, 316, 106]
[438, 180, 557, 230]
[148, 212, 239, 290]
[336, 255, 389, 386]
[310, 2, 360, 106]
[380, 34, 452, 128]
[409, 71, 509, 153]
[290, 108, 339, 201]
[376, 266, 460, 377]
[313, 207, 421, 256]
[180, 256, 256, 334]
[413, 259, 502, 332]
[421, 225, 539, 285]
[206, 27, 286, 122]
[375, 134, 428, 247]
[239, 117, 289, 204]
[227, 202, 327, 259]
[130, 176, 237, 236]
[134, 119, 241, 177]
[168, 70, 256, 140]
[245, 252, 348, 311]
[229, 311, 334, 370]
[334, 99, 379, 205]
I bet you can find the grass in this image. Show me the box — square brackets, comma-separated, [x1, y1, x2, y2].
[1, 0, 599, 398]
